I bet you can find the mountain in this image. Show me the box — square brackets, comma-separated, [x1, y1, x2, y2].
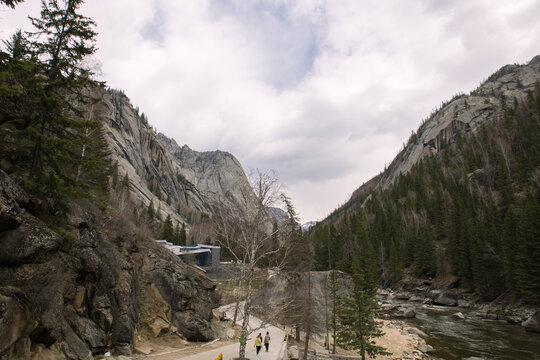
[311, 55, 540, 303]
[0, 86, 260, 358]
[301, 221, 317, 231]
[344, 55, 540, 211]
[98, 88, 258, 240]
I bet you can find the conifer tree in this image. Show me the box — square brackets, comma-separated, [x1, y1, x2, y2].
[5, 0, 109, 211]
[0, 0, 24, 8]
[335, 245, 388, 360]
[160, 214, 174, 241]
[388, 240, 401, 283]
[147, 200, 155, 220]
[179, 222, 187, 245]
[327, 269, 340, 354]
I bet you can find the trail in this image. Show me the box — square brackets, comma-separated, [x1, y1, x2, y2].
[178, 303, 286, 360]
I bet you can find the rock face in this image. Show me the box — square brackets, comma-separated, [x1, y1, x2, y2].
[98, 89, 257, 229]
[350, 55, 540, 200]
[0, 169, 220, 359]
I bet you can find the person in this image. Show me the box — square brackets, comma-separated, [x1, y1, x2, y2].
[264, 331, 271, 352]
[255, 334, 262, 355]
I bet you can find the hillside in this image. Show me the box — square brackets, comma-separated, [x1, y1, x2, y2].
[311, 56, 540, 303]
[0, 21, 258, 358]
[98, 88, 258, 242]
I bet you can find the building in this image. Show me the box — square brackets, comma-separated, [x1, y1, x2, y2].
[156, 240, 220, 270]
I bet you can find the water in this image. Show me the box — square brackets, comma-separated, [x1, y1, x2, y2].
[405, 305, 540, 360]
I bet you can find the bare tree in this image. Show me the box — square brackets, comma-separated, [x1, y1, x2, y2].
[214, 169, 292, 360]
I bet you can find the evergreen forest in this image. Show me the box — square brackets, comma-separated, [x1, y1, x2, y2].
[310, 87, 540, 304]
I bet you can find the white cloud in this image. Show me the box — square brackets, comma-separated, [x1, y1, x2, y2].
[1, 0, 539, 222]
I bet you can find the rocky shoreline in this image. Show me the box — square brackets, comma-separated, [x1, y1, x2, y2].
[377, 278, 540, 333]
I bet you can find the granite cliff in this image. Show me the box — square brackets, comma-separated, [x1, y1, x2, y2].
[349, 55, 540, 204]
[99, 89, 257, 232]
[0, 169, 220, 359]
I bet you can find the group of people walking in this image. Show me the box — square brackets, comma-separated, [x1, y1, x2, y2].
[254, 331, 271, 355]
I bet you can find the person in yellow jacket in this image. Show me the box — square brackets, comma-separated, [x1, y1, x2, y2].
[254, 333, 262, 355]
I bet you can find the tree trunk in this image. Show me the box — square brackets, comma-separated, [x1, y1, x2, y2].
[324, 285, 329, 350]
[302, 271, 312, 360]
[238, 273, 253, 360]
[232, 297, 240, 328]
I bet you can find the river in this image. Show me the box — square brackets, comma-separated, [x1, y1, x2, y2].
[403, 304, 540, 360]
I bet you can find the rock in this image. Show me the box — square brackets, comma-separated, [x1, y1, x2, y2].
[0, 170, 221, 359]
[0, 210, 63, 266]
[428, 289, 442, 299]
[393, 306, 416, 318]
[405, 326, 428, 339]
[522, 311, 540, 333]
[147, 317, 173, 338]
[434, 293, 457, 306]
[423, 297, 433, 305]
[458, 299, 473, 308]
[486, 313, 498, 320]
[101, 89, 260, 230]
[289, 345, 299, 359]
[356, 56, 540, 192]
[416, 338, 428, 353]
[382, 303, 400, 313]
[0, 292, 36, 355]
[395, 293, 410, 300]
[452, 312, 465, 320]
[504, 316, 522, 324]
[409, 295, 424, 302]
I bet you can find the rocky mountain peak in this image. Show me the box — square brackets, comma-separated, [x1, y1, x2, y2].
[349, 55, 540, 203]
[99, 88, 258, 230]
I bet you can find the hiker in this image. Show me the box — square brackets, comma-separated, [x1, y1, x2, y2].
[255, 334, 262, 355]
[264, 331, 271, 352]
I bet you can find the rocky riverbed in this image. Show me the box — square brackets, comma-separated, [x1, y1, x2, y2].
[378, 285, 540, 360]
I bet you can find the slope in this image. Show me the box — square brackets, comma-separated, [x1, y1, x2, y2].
[311, 56, 540, 303]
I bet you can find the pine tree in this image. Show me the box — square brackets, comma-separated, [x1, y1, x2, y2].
[335, 246, 388, 360]
[514, 194, 540, 303]
[0, 0, 24, 8]
[160, 214, 174, 241]
[389, 240, 401, 283]
[179, 222, 187, 245]
[6, 0, 109, 211]
[327, 269, 340, 354]
[147, 200, 155, 220]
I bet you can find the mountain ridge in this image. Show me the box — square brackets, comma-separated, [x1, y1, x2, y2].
[98, 88, 258, 239]
[342, 55, 540, 214]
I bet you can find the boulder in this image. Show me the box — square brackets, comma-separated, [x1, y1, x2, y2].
[395, 292, 411, 300]
[522, 312, 540, 333]
[405, 326, 428, 339]
[452, 312, 465, 320]
[434, 293, 457, 306]
[409, 295, 424, 302]
[457, 299, 473, 308]
[392, 306, 416, 318]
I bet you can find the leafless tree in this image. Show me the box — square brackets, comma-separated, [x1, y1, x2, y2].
[214, 169, 293, 360]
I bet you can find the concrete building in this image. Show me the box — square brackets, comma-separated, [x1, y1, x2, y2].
[156, 240, 220, 270]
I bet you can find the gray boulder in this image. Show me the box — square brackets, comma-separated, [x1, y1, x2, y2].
[392, 306, 416, 318]
[522, 312, 540, 333]
[452, 312, 465, 320]
[434, 293, 457, 306]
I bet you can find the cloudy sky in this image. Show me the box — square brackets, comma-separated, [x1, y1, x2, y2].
[1, 0, 539, 222]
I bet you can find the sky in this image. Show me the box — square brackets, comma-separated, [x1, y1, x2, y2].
[1, 0, 539, 222]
